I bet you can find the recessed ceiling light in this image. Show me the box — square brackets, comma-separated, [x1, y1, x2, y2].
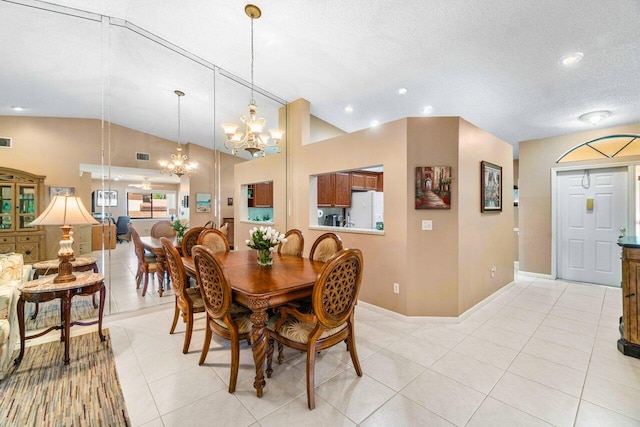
[579, 110, 610, 125]
[344, 105, 353, 113]
[559, 52, 584, 66]
[370, 120, 379, 127]
[421, 106, 433, 115]
[397, 88, 408, 95]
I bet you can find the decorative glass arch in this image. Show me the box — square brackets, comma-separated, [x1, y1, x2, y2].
[556, 134, 640, 163]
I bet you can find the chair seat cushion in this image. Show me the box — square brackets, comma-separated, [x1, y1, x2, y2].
[268, 316, 347, 344]
[212, 312, 252, 334]
[185, 287, 205, 311]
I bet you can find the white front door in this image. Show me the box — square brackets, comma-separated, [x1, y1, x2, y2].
[557, 167, 627, 286]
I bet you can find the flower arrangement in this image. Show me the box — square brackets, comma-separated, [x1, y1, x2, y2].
[246, 226, 287, 266]
[172, 219, 189, 240]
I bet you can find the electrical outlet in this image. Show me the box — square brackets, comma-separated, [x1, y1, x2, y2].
[393, 283, 400, 294]
[490, 266, 496, 278]
[421, 220, 432, 231]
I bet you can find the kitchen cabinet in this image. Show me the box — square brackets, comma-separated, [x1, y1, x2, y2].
[0, 167, 46, 262]
[350, 171, 381, 191]
[248, 182, 273, 208]
[91, 223, 115, 251]
[318, 173, 350, 207]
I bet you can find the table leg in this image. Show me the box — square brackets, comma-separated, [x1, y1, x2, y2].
[249, 307, 269, 398]
[63, 292, 72, 365]
[98, 284, 106, 342]
[156, 252, 165, 297]
[14, 298, 25, 365]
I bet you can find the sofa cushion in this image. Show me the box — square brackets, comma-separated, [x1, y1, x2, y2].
[0, 283, 17, 320]
[0, 253, 24, 285]
[0, 319, 9, 343]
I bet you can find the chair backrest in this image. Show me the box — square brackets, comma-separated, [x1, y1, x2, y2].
[309, 232, 343, 262]
[203, 220, 215, 229]
[181, 226, 205, 257]
[312, 249, 364, 329]
[278, 229, 304, 257]
[129, 225, 145, 262]
[192, 245, 233, 320]
[150, 220, 176, 238]
[219, 222, 228, 237]
[197, 229, 230, 254]
[115, 216, 131, 234]
[161, 237, 187, 299]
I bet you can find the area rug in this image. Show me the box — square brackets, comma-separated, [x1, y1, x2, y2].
[25, 295, 98, 332]
[0, 329, 130, 426]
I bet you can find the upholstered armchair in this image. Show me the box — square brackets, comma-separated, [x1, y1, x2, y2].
[0, 253, 31, 380]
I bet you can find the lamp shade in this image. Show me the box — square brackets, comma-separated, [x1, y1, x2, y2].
[30, 195, 99, 226]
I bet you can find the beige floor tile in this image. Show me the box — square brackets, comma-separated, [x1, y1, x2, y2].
[486, 314, 541, 337]
[257, 395, 355, 427]
[430, 350, 504, 394]
[148, 365, 226, 415]
[582, 374, 640, 420]
[507, 297, 554, 314]
[383, 335, 449, 367]
[588, 354, 640, 391]
[161, 389, 256, 427]
[323, 335, 381, 364]
[467, 396, 553, 427]
[409, 325, 468, 349]
[360, 394, 454, 427]
[548, 306, 600, 324]
[453, 335, 519, 370]
[139, 418, 165, 427]
[471, 323, 531, 351]
[532, 325, 596, 353]
[121, 383, 161, 426]
[521, 337, 591, 372]
[315, 368, 395, 424]
[356, 322, 405, 348]
[508, 352, 586, 397]
[490, 372, 579, 427]
[542, 314, 598, 337]
[399, 369, 486, 426]
[290, 351, 349, 387]
[359, 348, 426, 391]
[498, 305, 547, 323]
[575, 401, 640, 427]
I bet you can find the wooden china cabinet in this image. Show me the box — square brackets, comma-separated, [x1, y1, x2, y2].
[0, 167, 46, 263]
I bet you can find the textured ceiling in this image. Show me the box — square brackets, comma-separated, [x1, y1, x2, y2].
[2, 0, 640, 158]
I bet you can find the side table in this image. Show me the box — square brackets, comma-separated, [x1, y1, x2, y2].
[15, 272, 106, 365]
[31, 257, 99, 319]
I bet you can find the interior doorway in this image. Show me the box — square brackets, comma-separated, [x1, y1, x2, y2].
[556, 167, 628, 287]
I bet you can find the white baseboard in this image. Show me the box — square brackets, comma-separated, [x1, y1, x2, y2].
[518, 270, 553, 279]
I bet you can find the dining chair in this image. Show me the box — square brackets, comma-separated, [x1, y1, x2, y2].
[277, 229, 304, 257]
[309, 232, 343, 262]
[203, 220, 215, 229]
[130, 225, 158, 296]
[180, 226, 205, 257]
[266, 248, 364, 409]
[150, 220, 176, 238]
[219, 222, 228, 237]
[197, 229, 230, 254]
[192, 245, 252, 393]
[161, 237, 205, 354]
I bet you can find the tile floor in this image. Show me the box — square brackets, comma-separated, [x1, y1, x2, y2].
[67, 244, 640, 426]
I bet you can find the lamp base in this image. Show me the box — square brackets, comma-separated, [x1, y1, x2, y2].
[54, 253, 77, 283]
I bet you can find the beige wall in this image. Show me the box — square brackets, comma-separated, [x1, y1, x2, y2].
[518, 123, 640, 275]
[234, 99, 514, 317]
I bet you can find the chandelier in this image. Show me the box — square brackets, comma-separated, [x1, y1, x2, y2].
[159, 90, 197, 176]
[222, 4, 284, 157]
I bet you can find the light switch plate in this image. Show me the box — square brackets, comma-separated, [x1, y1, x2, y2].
[422, 220, 432, 231]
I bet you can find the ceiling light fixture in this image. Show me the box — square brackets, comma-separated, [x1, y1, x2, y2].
[421, 106, 433, 115]
[579, 110, 610, 125]
[345, 105, 353, 113]
[222, 4, 284, 158]
[159, 90, 197, 177]
[559, 52, 584, 66]
[370, 120, 379, 127]
[398, 88, 408, 95]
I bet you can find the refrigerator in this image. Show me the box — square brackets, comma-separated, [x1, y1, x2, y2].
[348, 191, 383, 229]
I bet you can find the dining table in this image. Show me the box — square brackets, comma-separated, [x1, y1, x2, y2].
[139, 235, 181, 297]
[182, 250, 324, 398]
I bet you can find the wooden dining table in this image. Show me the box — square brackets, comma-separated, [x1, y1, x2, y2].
[182, 250, 324, 398]
[139, 235, 180, 297]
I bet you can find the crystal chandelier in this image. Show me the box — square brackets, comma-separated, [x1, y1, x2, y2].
[222, 4, 284, 157]
[159, 90, 197, 176]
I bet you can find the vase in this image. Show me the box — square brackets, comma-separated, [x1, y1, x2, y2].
[257, 249, 273, 267]
[176, 233, 184, 244]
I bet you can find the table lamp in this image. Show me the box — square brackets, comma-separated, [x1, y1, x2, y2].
[29, 195, 98, 283]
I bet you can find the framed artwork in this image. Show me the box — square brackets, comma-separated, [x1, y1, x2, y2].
[514, 186, 519, 206]
[415, 166, 452, 209]
[96, 190, 118, 207]
[50, 186, 75, 198]
[227, 197, 233, 206]
[196, 193, 212, 213]
[481, 161, 502, 212]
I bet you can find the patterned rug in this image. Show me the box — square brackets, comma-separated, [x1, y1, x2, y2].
[0, 329, 130, 426]
[25, 296, 98, 332]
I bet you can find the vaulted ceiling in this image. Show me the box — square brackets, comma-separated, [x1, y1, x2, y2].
[2, 0, 639, 159]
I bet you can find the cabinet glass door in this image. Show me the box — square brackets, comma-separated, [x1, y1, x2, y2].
[0, 184, 14, 231]
[17, 184, 37, 230]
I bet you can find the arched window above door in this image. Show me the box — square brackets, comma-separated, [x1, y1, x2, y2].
[556, 134, 640, 163]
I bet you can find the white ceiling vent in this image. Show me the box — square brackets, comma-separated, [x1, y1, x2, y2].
[0, 137, 12, 148]
[135, 152, 150, 162]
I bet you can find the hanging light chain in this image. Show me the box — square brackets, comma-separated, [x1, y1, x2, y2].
[250, 13, 255, 105]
